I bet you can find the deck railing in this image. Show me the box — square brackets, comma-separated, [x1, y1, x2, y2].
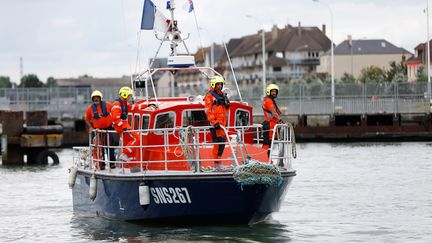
[72, 124, 294, 174]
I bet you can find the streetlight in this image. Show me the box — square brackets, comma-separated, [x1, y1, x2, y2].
[292, 44, 309, 78]
[246, 15, 266, 97]
[313, 0, 335, 108]
[426, 0, 431, 108]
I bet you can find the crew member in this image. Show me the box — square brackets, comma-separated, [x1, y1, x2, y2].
[111, 86, 141, 163]
[262, 84, 283, 157]
[85, 90, 115, 169]
[204, 76, 230, 170]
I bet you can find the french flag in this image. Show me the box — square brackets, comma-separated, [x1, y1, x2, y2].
[187, 0, 194, 13]
[141, 0, 171, 32]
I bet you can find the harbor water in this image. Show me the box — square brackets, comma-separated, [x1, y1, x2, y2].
[0, 142, 431, 242]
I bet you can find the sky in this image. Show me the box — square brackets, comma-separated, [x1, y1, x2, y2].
[0, 0, 428, 83]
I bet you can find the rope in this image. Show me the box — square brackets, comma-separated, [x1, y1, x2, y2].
[176, 126, 197, 169]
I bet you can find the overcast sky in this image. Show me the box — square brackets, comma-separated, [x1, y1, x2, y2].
[0, 0, 428, 83]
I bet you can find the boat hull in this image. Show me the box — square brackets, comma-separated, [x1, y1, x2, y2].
[72, 171, 295, 224]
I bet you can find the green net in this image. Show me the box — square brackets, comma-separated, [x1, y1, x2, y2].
[233, 160, 283, 187]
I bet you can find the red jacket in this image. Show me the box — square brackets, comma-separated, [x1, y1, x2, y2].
[111, 98, 140, 132]
[204, 88, 228, 126]
[262, 96, 281, 123]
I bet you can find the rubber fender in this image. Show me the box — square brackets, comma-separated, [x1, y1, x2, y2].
[36, 150, 60, 165]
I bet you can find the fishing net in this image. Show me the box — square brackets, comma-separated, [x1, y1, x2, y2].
[233, 160, 283, 187]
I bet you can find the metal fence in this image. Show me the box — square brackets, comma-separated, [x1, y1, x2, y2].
[0, 82, 430, 119]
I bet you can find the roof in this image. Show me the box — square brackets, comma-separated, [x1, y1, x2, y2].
[228, 25, 331, 58]
[194, 44, 225, 64]
[334, 39, 411, 55]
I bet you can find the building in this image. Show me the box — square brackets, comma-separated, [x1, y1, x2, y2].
[318, 37, 411, 79]
[406, 41, 431, 82]
[220, 23, 331, 83]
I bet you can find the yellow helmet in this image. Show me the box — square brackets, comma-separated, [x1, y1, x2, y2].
[119, 86, 133, 99]
[210, 76, 224, 89]
[91, 90, 103, 100]
[266, 84, 279, 96]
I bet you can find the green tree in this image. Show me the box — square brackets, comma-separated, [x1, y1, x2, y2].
[46, 76, 57, 87]
[19, 74, 44, 87]
[339, 73, 356, 83]
[0, 76, 12, 88]
[358, 66, 386, 83]
[416, 65, 428, 82]
[385, 61, 407, 82]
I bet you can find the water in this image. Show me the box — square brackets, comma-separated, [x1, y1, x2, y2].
[1, 143, 431, 242]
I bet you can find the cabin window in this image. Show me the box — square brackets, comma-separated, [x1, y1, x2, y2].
[235, 109, 250, 127]
[127, 114, 133, 126]
[154, 112, 175, 134]
[142, 115, 150, 130]
[133, 114, 140, 130]
[182, 109, 210, 127]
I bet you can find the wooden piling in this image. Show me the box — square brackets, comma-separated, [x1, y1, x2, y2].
[1, 111, 24, 164]
[26, 111, 48, 126]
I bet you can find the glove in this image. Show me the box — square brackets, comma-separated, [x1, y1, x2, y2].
[225, 100, 230, 108]
[214, 123, 221, 129]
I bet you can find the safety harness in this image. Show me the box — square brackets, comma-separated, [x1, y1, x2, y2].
[208, 90, 229, 106]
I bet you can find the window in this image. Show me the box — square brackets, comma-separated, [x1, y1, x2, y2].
[276, 52, 284, 58]
[183, 110, 210, 127]
[154, 112, 175, 134]
[142, 115, 150, 130]
[133, 114, 140, 130]
[127, 114, 133, 126]
[235, 109, 250, 127]
[273, 66, 282, 72]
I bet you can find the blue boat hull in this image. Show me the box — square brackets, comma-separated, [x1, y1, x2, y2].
[72, 171, 295, 224]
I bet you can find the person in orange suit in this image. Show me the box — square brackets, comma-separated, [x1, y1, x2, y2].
[85, 90, 115, 169]
[262, 84, 283, 157]
[111, 86, 141, 163]
[204, 76, 230, 170]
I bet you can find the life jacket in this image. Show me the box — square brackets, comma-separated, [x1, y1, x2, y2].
[91, 101, 109, 119]
[262, 96, 281, 120]
[208, 90, 228, 106]
[116, 98, 128, 120]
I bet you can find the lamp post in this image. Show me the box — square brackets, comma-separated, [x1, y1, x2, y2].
[246, 15, 267, 97]
[427, 0, 431, 108]
[313, 0, 335, 107]
[292, 44, 309, 78]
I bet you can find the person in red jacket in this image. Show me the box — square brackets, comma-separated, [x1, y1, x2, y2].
[204, 76, 230, 170]
[111, 86, 141, 163]
[85, 90, 115, 169]
[262, 84, 283, 157]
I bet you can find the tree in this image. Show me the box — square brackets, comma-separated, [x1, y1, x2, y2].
[0, 76, 12, 88]
[416, 65, 428, 82]
[19, 74, 44, 87]
[385, 61, 407, 82]
[46, 77, 57, 87]
[358, 66, 386, 83]
[339, 73, 356, 83]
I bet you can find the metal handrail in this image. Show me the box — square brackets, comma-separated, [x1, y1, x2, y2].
[74, 124, 294, 173]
